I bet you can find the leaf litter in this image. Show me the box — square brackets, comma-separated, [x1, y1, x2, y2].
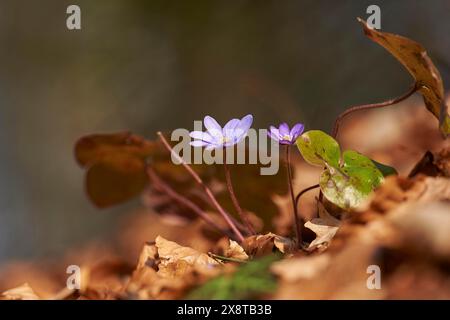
[1, 20, 450, 300]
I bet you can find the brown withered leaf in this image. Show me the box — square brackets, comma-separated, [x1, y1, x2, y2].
[304, 203, 341, 252]
[124, 243, 188, 299]
[358, 175, 450, 219]
[86, 155, 148, 208]
[155, 236, 220, 278]
[75, 132, 155, 208]
[225, 240, 249, 261]
[358, 18, 450, 137]
[243, 233, 297, 257]
[1, 283, 41, 300]
[75, 132, 155, 167]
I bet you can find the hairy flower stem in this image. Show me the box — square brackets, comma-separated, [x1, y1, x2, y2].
[146, 167, 235, 239]
[332, 83, 418, 138]
[223, 148, 256, 235]
[295, 184, 320, 209]
[295, 184, 320, 222]
[157, 132, 245, 242]
[285, 145, 302, 247]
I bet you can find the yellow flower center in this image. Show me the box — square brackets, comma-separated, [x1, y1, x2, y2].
[282, 134, 292, 141]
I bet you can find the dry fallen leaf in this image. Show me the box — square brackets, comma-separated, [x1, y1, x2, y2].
[155, 236, 219, 278]
[1, 283, 41, 300]
[358, 18, 450, 136]
[225, 240, 249, 261]
[304, 203, 341, 252]
[243, 233, 297, 257]
[124, 243, 186, 299]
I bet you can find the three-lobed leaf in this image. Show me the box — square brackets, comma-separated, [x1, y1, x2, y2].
[297, 130, 388, 209]
[320, 150, 384, 209]
[296, 130, 340, 168]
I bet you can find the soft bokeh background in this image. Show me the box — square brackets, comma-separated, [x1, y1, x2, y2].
[0, 0, 449, 263]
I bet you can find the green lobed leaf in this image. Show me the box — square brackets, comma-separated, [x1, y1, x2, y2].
[297, 130, 386, 209]
[319, 151, 384, 209]
[296, 130, 341, 168]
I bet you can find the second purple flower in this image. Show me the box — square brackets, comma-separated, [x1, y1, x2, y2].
[268, 122, 304, 145]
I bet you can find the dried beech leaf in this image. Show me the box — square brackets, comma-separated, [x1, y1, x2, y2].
[243, 233, 296, 257]
[75, 132, 155, 167]
[273, 236, 297, 254]
[225, 240, 249, 261]
[136, 243, 158, 269]
[358, 18, 450, 136]
[155, 236, 219, 278]
[1, 283, 40, 300]
[125, 243, 188, 299]
[304, 203, 341, 251]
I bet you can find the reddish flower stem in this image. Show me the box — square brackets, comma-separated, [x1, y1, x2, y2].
[285, 145, 302, 246]
[146, 167, 235, 239]
[157, 132, 245, 242]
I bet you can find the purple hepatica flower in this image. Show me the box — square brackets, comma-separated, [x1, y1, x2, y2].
[268, 122, 304, 145]
[190, 114, 253, 150]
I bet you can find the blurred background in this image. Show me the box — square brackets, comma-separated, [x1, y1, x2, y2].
[0, 0, 449, 264]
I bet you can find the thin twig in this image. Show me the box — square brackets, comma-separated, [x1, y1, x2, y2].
[157, 132, 245, 242]
[285, 145, 302, 246]
[223, 148, 256, 235]
[146, 167, 234, 239]
[332, 83, 418, 138]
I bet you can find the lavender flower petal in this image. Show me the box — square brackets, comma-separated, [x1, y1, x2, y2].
[279, 123, 290, 137]
[190, 140, 210, 147]
[268, 126, 280, 141]
[189, 131, 215, 143]
[289, 123, 304, 140]
[223, 118, 240, 137]
[233, 114, 253, 140]
[204, 115, 223, 141]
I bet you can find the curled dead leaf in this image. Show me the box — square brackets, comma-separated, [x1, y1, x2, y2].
[304, 203, 341, 252]
[243, 233, 297, 257]
[155, 236, 219, 278]
[358, 18, 450, 137]
[225, 240, 249, 261]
